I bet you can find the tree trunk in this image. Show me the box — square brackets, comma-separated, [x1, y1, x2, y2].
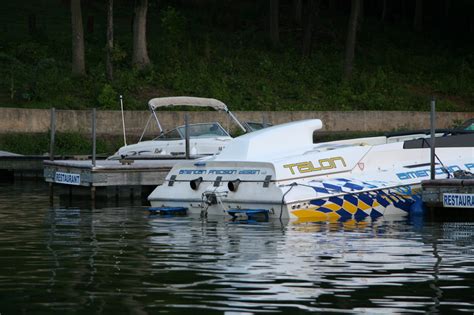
[445, 0, 451, 19]
[329, 0, 336, 15]
[71, 0, 85, 76]
[87, 15, 94, 33]
[380, 0, 388, 22]
[400, 0, 408, 25]
[294, 0, 302, 26]
[302, 0, 319, 57]
[28, 14, 37, 35]
[414, 0, 423, 32]
[380, 0, 386, 22]
[269, 0, 279, 45]
[132, 0, 151, 69]
[444, 0, 451, 29]
[343, 0, 361, 80]
[106, 0, 113, 81]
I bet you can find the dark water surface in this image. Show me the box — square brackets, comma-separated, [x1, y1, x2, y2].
[1, 182, 474, 314]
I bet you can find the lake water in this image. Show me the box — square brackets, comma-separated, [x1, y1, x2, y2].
[1, 182, 474, 314]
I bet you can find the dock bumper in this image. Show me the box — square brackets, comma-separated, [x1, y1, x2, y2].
[149, 207, 188, 215]
[227, 209, 270, 221]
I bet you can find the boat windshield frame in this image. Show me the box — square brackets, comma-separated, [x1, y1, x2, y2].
[153, 122, 229, 140]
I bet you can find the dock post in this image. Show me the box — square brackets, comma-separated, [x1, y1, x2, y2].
[49, 107, 56, 161]
[120, 95, 127, 146]
[430, 97, 436, 180]
[49, 182, 54, 205]
[185, 114, 190, 159]
[91, 186, 96, 208]
[92, 108, 96, 167]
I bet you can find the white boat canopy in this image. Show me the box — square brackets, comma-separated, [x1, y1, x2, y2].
[138, 96, 246, 141]
[148, 96, 229, 112]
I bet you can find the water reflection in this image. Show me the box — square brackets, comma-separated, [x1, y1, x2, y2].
[0, 182, 473, 313]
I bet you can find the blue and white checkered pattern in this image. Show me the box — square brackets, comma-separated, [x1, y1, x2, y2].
[295, 178, 419, 221]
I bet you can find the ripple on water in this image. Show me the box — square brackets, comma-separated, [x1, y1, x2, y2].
[0, 182, 474, 313]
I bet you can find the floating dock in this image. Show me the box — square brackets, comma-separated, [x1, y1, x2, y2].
[43, 159, 183, 201]
[422, 179, 474, 209]
[0, 151, 107, 179]
[0, 154, 46, 179]
[44, 159, 178, 187]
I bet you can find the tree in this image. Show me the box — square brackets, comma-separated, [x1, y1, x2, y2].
[269, 0, 279, 45]
[132, 0, 151, 69]
[380, 0, 388, 22]
[71, 0, 85, 76]
[444, 0, 451, 20]
[28, 13, 36, 36]
[106, 0, 114, 81]
[293, 0, 302, 26]
[414, 0, 423, 32]
[302, 0, 319, 57]
[343, 0, 362, 80]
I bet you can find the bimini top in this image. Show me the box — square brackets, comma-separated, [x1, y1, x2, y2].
[148, 96, 229, 112]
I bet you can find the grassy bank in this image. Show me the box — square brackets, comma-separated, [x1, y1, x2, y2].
[0, 130, 386, 156]
[0, 1, 473, 112]
[0, 132, 122, 156]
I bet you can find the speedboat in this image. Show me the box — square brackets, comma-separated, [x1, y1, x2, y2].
[148, 119, 474, 221]
[108, 97, 248, 159]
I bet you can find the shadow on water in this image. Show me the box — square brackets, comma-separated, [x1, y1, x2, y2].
[0, 182, 474, 314]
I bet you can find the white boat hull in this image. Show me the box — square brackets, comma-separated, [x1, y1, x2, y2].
[148, 120, 474, 222]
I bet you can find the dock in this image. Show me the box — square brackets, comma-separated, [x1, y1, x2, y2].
[43, 159, 184, 201]
[1, 154, 47, 179]
[0, 151, 107, 179]
[422, 179, 474, 209]
[43, 159, 178, 187]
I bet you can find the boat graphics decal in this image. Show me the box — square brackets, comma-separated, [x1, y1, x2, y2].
[178, 169, 262, 175]
[396, 164, 470, 180]
[291, 178, 420, 222]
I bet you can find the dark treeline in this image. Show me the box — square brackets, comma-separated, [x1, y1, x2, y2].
[0, 0, 473, 112]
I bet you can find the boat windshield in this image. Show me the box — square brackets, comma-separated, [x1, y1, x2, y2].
[243, 121, 273, 132]
[153, 128, 182, 140]
[177, 123, 229, 138]
[461, 119, 474, 131]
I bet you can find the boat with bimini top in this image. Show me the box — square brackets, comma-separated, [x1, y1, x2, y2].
[148, 119, 474, 221]
[108, 97, 248, 159]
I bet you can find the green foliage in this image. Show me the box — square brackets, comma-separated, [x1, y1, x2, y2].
[53, 132, 110, 155]
[0, 2, 472, 112]
[97, 84, 118, 109]
[0, 133, 49, 155]
[111, 42, 128, 65]
[159, 6, 187, 57]
[0, 132, 119, 156]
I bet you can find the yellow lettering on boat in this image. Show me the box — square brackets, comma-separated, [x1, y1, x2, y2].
[283, 164, 297, 174]
[283, 157, 347, 175]
[298, 162, 318, 173]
